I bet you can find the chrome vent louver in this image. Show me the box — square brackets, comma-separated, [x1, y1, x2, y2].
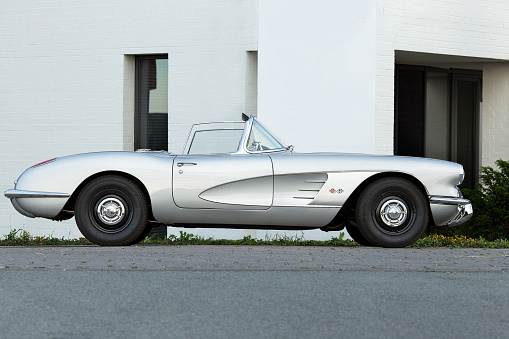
[293, 173, 328, 201]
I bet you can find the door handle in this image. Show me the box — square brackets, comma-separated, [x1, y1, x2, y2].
[177, 162, 197, 167]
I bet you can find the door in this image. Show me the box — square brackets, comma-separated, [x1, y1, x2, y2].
[172, 154, 273, 209]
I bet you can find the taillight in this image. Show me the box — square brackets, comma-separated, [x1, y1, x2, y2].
[30, 158, 57, 168]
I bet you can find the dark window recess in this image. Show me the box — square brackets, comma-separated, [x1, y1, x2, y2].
[395, 68, 425, 157]
[454, 78, 481, 189]
[135, 55, 168, 151]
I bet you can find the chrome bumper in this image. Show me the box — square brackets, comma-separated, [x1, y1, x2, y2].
[5, 189, 70, 199]
[429, 197, 473, 227]
[4, 189, 70, 219]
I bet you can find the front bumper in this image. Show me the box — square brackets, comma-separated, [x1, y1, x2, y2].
[429, 197, 473, 227]
[4, 189, 70, 219]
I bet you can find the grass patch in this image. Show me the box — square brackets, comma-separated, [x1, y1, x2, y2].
[140, 231, 358, 247]
[413, 234, 509, 249]
[0, 229, 92, 246]
[2, 229, 509, 248]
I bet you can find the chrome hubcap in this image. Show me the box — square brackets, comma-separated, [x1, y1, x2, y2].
[380, 199, 408, 227]
[96, 197, 125, 225]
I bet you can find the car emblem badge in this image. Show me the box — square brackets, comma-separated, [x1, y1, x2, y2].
[329, 188, 344, 194]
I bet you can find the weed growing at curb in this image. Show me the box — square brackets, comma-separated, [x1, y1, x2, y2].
[140, 231, 358, 247]
[0, 229, 92, 246]
[1, 229, 509, 248]
[413, 234, 509, 249]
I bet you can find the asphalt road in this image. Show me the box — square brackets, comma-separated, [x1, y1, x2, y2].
[1, 246, 508, 338]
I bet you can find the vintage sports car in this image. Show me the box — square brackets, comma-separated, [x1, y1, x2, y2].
[5, 115, 472, 247]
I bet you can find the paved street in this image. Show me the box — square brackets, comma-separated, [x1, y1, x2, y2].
[1, 246, 508, 338]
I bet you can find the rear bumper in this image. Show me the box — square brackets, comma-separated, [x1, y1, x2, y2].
[5, 189, 70, 199]
[429, 197, 473, 227]
[4, 189, 70, 219]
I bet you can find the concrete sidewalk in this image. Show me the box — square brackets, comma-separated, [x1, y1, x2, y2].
[1, 245, 509, 272]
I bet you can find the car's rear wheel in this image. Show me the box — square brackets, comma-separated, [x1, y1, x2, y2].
[75, 175, 148, 246]
[355, 177, 428, 248]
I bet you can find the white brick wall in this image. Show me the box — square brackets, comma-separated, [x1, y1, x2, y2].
[375, 0, 509, 155]
[258, 0, 377, 154]
[481, 63, 509, 168]
[2, 0, 509, 239]
[0, 0, 258, 237]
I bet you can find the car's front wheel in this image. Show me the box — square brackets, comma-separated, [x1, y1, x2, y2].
[355, 177, 428, 248]
[75, 175, 148, 246]
[346, 223, 373, 246]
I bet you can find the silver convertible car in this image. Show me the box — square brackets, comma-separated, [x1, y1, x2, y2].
[5, 115, 472, 247]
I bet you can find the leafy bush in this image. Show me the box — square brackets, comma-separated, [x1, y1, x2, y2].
[459, 159, 509, 240]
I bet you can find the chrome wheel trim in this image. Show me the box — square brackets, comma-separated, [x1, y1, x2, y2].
[96, 197, 126, 225]
[379, 199, 408, 227]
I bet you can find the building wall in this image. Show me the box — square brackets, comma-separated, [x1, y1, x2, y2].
[1, 0, 509, 239]
[0, 0, 258, 238]
[482, 63, 509, 168]
[376, 0, 509, 156]
[258, 0, 376, 154]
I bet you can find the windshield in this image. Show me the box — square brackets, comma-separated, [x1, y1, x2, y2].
[246, 120, 286, 152]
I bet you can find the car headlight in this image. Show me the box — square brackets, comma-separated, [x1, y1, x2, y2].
[458, 166, 465, 185]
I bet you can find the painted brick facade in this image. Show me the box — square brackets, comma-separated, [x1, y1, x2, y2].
[0, 0, 258, 238]
[375, 0, 509, 155]
[482, 63, 509, 168]
[1, 0, 509, 239]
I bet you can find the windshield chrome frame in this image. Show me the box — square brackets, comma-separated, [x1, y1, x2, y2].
[242, 117, 288, 154]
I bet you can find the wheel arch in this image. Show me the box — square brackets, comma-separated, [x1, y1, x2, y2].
[61, 171, 154, 221]
[326, 171, 432, 228]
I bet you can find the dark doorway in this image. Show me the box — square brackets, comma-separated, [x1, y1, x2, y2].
[395, 66, 482, 189]
[453, 73, 482, 189]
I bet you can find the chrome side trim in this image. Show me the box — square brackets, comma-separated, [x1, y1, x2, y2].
[5, 189, 70, 199]
[291, 173, 328, 203]
[429, 197, 471, 206]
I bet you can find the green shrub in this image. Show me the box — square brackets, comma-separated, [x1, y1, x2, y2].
[459, 159, 509, 240]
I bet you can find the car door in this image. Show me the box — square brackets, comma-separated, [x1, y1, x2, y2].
[172, 154, 273, 210]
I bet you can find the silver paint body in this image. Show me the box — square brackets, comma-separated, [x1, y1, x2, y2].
[5, 117, 472, 229]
